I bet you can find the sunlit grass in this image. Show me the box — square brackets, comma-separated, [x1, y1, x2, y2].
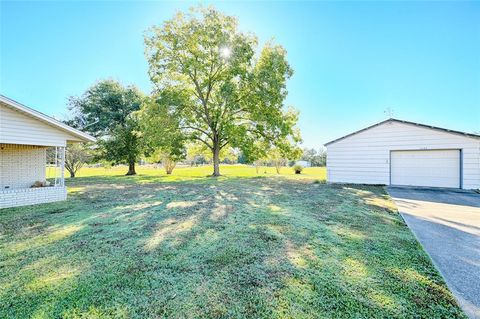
[0, 167, 465, 318]
[3, 224, 83, 254]
[65, 164, 327, 181]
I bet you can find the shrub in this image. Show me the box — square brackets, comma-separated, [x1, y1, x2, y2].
[293, 164, 303, 174]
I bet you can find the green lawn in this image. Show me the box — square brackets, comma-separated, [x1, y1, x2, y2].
[65, 164, 328, 180]
[0, 166, 465, 318]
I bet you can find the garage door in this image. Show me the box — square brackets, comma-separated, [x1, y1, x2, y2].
[391, 150, 460, 188]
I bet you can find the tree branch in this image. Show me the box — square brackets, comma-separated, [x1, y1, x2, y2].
[191, 136, 213, 150]
[180, 125, 212, 138]
[219, 140, 229, 149]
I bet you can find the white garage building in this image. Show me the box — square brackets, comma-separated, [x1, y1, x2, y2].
[325, 119, 480, 190]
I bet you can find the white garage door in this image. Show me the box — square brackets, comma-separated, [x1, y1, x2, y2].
[391, 150, 460, 188]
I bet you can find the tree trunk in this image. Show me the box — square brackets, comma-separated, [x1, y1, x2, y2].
[212, 145, 220, 177]
[161, 155, 177, 175]
[255, 160, 261, 174]
[275, 161, 281, 174]
[70, 171, 75, 178]
[126, 161, 136, 175]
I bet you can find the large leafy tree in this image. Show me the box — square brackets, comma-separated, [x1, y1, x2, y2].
[145, 6, 301, 176]
[67, 80, 144, 175]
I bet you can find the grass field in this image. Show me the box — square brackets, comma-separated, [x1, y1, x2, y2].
[66, 164, 328, 181]
[0, 165, 465, 318]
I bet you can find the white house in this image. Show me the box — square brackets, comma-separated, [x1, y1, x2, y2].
[0, 95, 95, 209]
[325, 118, 480, 189]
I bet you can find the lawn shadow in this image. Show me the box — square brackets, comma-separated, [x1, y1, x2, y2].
[0, 179, 467, 318]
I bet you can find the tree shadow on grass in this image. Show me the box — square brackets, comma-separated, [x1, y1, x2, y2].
[66, 172, 270, 188]
[0, 179, 466, 318]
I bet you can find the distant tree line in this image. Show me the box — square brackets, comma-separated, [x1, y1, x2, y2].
[300, 148, 327, 167]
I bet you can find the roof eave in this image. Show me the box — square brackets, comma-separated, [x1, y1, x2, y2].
[325, 118, 480, 146]
[0, 95, 96, 143]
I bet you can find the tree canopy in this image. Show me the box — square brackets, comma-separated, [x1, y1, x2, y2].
[144, 6, 301, 176]
[67, 80, 144, 175]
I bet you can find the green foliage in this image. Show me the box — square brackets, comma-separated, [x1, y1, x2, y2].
[67, 80, 143, 137]
[101, 115, 144, 175]
[265, 138, 302, 174]
[185, 143, 209, 166]
[185, 142, 236, 164]
[301, 147, 327, 167]
[145, 149, 184, 174]
[145, 6, 301, 175]
[302, 148, 317, 162]
[293, 164, 304, 174]
[138, 95, 187, 167]
[67, 80, 144, 175]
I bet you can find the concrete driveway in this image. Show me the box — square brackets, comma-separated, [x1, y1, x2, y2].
[388, 187, 480, 319]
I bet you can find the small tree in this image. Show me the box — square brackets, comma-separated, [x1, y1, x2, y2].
[146, 149, 185, 175]
[65, 144, 91, 178]
[254, 159, 264, 174]
[272, 158, 287, 174]
[162, 155, 177, 174]
[267, 139, 302, 174]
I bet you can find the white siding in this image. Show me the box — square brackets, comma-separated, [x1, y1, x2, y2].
[0, 103, 80, 146]
[326, 121, 480, 189]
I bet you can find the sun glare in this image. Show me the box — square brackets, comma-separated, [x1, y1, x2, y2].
[220, 46, 231, 59]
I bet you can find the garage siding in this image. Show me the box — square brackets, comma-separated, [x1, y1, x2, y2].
[326, 121, 480, 189]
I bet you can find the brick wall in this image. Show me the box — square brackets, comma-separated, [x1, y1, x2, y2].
[0, 186, 67, 209]
[0, 144, 47, 189]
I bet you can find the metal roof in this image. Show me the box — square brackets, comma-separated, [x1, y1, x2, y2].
[324, 118, 480, 146]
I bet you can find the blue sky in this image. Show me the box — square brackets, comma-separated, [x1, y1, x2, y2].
[1, 1, 479, 148]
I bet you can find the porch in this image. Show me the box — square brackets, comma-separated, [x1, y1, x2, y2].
[0, 143, 66, 209]
[0, 186, 67, 209]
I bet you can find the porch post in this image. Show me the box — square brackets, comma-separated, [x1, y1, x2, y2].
[60, 146, 65, 187]
[54, 146, 58, 186]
